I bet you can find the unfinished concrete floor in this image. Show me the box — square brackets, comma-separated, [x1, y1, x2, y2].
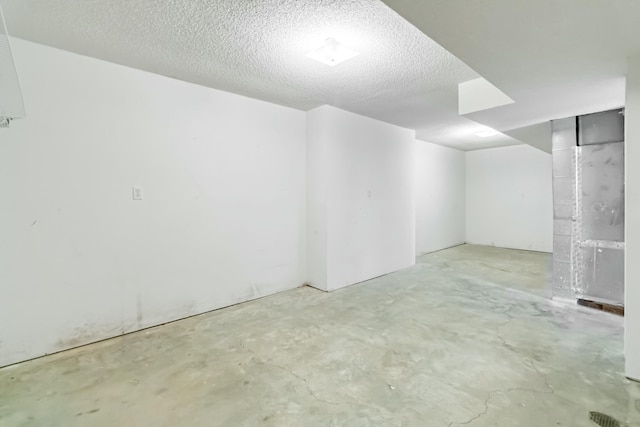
[425, 244, 553, 298]
[1, 244, 638, 426]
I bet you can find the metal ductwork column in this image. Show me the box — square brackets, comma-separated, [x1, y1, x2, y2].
[551, 109, 625, 307]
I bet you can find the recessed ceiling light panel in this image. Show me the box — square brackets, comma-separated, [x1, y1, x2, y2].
[306, 38, 359, 66]
[474, 129, 499, 138]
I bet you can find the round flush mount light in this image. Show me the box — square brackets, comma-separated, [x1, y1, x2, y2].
[305, 38, 359, 66]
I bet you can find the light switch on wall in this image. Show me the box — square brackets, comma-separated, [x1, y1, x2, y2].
[132, 186, 144, 200]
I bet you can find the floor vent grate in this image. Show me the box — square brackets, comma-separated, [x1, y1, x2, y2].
[589, 411, 622, 427]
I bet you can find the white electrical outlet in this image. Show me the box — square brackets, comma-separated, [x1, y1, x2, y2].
[132, 186, 144, 200]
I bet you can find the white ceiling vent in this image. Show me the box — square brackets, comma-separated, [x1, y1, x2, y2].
[0, 5, 25, 128]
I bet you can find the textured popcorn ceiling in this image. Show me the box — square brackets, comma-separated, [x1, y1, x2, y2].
[0, 0, 520, 150]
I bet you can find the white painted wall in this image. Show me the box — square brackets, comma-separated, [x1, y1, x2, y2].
[415, 140, 465, 255]
[465, 144, 553, 252]
[625, 53, 640, 381]
[0, 39, 306, 367]
[306, 106, 415, 291]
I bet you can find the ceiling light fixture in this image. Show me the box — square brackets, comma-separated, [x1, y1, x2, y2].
[474, 129, 499, 138]
[306, 38, 359, 66]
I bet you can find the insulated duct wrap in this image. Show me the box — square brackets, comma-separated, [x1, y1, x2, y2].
[551, 109, 625, 306]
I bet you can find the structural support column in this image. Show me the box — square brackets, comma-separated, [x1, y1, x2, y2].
[625, 53, 640, 381]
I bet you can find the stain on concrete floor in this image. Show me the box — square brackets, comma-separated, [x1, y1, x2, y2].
[0, 244, 637, 426]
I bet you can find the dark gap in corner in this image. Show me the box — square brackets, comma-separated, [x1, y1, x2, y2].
[577, 299, 624, 316]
